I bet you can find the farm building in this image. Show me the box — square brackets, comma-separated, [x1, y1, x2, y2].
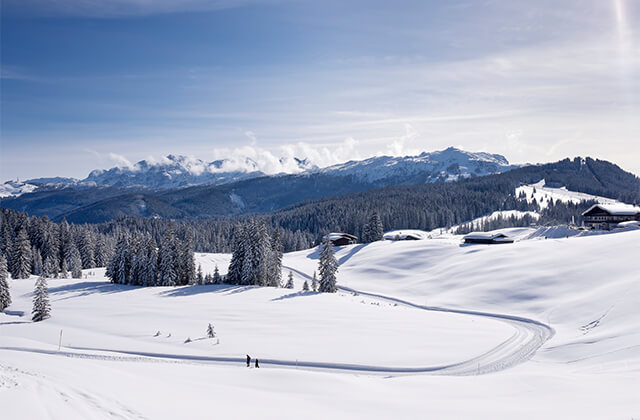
[581, 204, 640, 230]
[325, 232, 358, 246]
[462, 232, 514, 244]
[383, 230, 428, 241]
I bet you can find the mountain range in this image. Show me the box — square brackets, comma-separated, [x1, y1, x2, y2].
[2, 147, 514, 193]
[1, 147, 638, 224]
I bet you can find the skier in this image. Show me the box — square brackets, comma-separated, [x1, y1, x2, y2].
[255, 358, 259, 368]
[246, 354, 251, 367]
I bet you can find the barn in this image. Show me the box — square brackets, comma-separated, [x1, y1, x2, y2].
[462, 232, 514, 244]
[325, 232, 358, 246]
[383, 230, 428, 241]
[581, 204, 640, 230]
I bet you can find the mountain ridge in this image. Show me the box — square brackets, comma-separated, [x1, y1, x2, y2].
[4, 147, 515, 192]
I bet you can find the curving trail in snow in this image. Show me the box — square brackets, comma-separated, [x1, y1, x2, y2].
[0, 284, 554, 377]
[337, 286, 554, 375]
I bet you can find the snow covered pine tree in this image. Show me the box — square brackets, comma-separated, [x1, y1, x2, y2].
[285, 271, 294, 289]
[318, 236, 338, 293]
[0, 255, 11, 312]
[10, 227, 32, 279]
[32, 275, 51, 322]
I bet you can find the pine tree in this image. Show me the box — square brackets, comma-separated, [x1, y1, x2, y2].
[10, 227, 32, 279]
[79, 230, 96, 269]
[212, 265, 221, 284]
[32, 247, 43, 276]
[179, 232, 196, 286]
[197, 264, 204, 285]
[106, 234, 129, 284]
[266, 227, 283, 287]
[318, 236, 338, 293]
[142, 237, 158, 287]
[207, 323, 216, 338]
[0, 255, 11, 312]
[285, 271, 294, 289]
[311, 271, 319, 292]
[240, 219, 269, 286]
[94, 235, 109, 267]
[363, 212, 384, 243]
[32, 275, 51, 322]
[66, 244, 83, 279]
[130, 234, 146, 286]
[226, 224, 246, 285]
[302, 279, 309, 291]
[60, 259, 69, 279]
[43, 256, 58, 278]
[158, 228, 179, 287]
[58, 219, 71, 270]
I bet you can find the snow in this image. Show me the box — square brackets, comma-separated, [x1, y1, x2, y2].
[383, 229, 430, 240]
[582, 203, 640, 216]
[326, 232, 357, 241]
[462, 231, 510, 240]
[434, 210, 540, 234]
[319, 147, 517, 183]
[2, 229, 640, 418]
[0, 180, 38, 198]
[515, 179, 623, 209]
[616, 220, 640, 229]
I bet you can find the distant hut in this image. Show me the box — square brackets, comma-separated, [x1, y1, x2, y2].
[324, 233, 358, 246]
[581, 204, 640, 230]
[383, 230, 427, 241]
[462, 232, 514, 244]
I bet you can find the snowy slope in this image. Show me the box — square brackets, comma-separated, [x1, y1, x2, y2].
[516, 179, 624, 209]
[433, 210, 541, 235]
[2, 230, 640, 418]
[0, 180, 38, 198]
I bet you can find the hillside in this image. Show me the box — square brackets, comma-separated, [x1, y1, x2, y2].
[1, 156, 638, 226]
[1, 230, 638, 418]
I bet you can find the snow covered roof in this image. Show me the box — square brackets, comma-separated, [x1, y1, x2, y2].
[463, 232, 509, 240]
[616, 221, 640, 228]
[326, 232, 357, 241]
[383, 230, 429, 240]
[582, 203, 640, 216]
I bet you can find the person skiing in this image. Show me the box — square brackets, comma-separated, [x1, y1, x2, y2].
[255, 358, 259, 368]
[246, 354, 251, 367]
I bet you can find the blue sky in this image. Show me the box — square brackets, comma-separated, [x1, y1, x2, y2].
[1, 0, 639, 180]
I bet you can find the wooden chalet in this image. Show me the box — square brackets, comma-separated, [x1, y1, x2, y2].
[325, 232, 358, 246]
[581, 204, 640, 230]
[383, 230, 427, 241]
[462, 232, 514, 244]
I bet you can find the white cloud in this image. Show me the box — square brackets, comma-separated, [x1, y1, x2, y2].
[108, 153, 134, 170]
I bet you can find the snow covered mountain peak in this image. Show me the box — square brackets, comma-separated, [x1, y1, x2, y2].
[318, 147, 517, 183]
[8, 147, 516, 192]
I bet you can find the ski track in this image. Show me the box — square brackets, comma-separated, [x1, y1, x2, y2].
[0, 282, 554, 377]
[0, 363, 148, 420]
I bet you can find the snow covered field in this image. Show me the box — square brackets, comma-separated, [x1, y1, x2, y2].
[2, 230, 640, 418]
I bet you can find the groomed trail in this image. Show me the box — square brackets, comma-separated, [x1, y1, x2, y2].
[0, 282, 554, 377]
